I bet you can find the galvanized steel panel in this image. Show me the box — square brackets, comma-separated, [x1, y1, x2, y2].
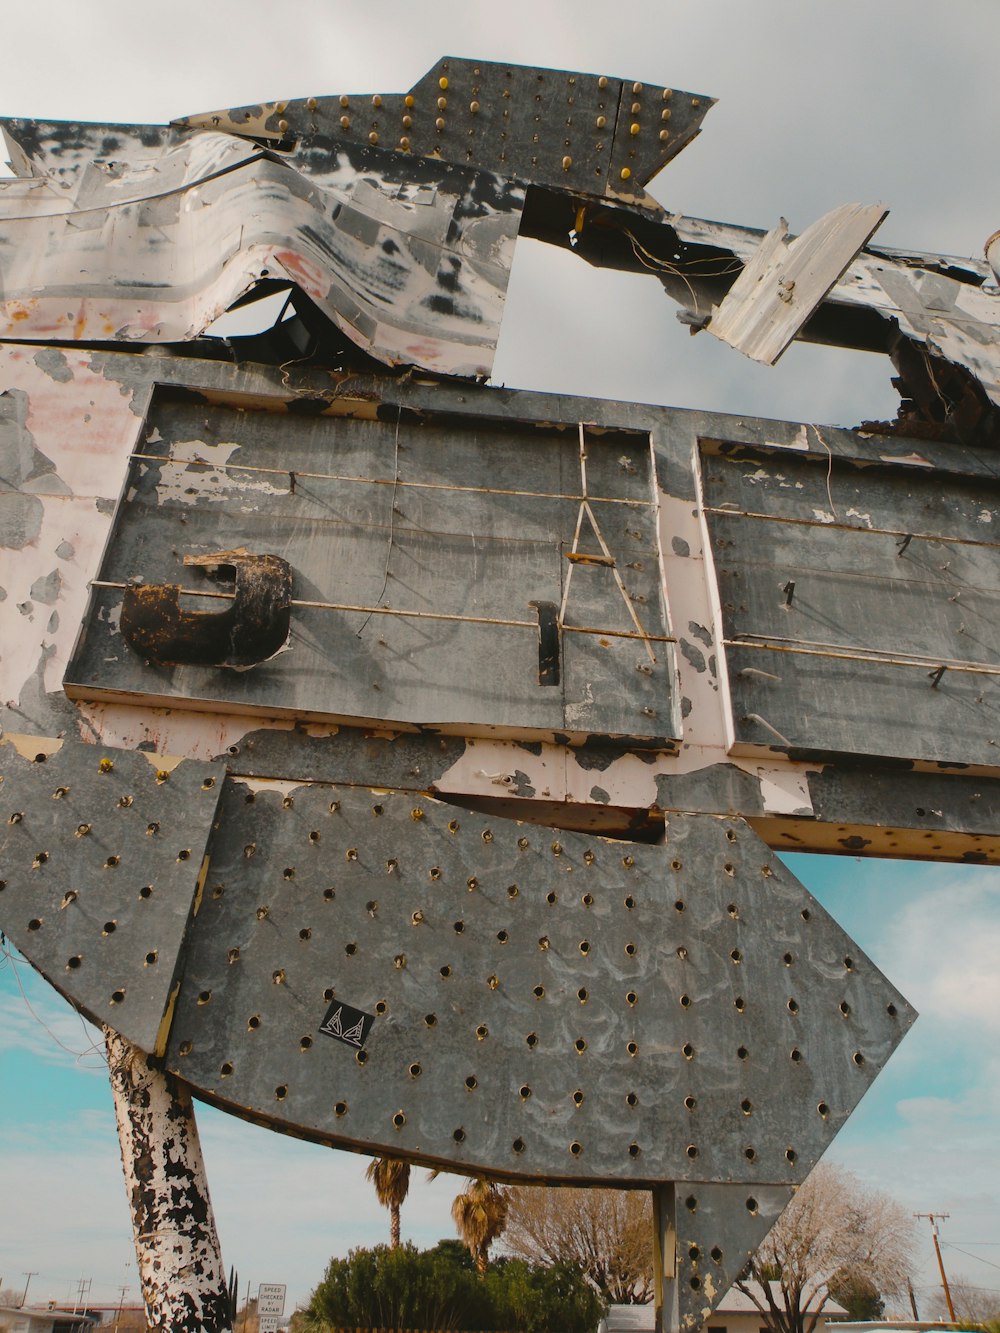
[161, 780, 913, 1186]
[703, 443, 1000, 764]
[0, 738, 222, 1053]
[65, 392, 679, 747]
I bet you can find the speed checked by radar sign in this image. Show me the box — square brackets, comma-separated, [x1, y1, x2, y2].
[258, 1284, 286, 1317]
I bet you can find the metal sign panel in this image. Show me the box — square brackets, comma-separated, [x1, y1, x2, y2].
[257, 1284, 286, 1317]
[701, 439, 1000, 765]
[0, 738, 221, 1054]
[158, 777, 912, 1190]
[66, 392, 678, 748]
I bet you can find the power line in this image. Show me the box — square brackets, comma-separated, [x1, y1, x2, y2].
[942, 1243, 1000, 1274]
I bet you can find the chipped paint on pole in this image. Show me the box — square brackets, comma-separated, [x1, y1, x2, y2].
[106, 1027, 232, 1332]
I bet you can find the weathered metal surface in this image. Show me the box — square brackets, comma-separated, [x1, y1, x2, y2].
[707, 203, 888, 364]
[106, 1028, 232, 1332]
[175, 56, 715, 211]
[4, 340, 1000, 859]
[65, 390, 678, 747]
[0, 124, 524, 378]
[701, 440, 1000, 765]
[121, 549, 293, 669]
[655, 1181, 793, 1332]
[155, 778, 913, 1185]
[0, 737, 222, 1053]
[0, 54, 980, 1332]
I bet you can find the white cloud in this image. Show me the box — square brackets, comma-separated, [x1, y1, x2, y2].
[0, 954, 106, 1072]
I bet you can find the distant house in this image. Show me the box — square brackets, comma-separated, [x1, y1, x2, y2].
[0, 1307, 97, 1333]
[600, 1281, 849, 1333]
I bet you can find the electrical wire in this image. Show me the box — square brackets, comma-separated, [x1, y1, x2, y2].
[1, 940, 106, 1069]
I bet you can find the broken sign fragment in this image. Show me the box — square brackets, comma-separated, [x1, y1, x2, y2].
[707, 201, 888, 364]
[120, 548, 292, 670]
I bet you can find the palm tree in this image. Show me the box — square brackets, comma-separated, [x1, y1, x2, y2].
[451, 1177, 509, 1275]
[365, 1156, 411, 1249]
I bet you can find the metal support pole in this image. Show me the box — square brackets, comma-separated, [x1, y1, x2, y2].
[652, 1183, 678, 1333]
[106, 1027, 232, 1332]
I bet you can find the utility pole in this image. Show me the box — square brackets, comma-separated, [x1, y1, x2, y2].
[114, 1284, 128, 1332]
[916, 1213, 956, 1322]
[907, 1277, 920, 1320]
[73, 1277, 92, 1316]
[20, 1272, 37, 1308]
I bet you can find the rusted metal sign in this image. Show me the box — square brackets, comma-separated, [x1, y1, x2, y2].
[5, 49, 1000, 1333]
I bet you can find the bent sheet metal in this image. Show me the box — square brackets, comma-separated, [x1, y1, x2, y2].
[0, 739, 914, 1330]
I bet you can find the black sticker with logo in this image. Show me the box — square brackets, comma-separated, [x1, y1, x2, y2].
[318, 998, 375, 1050]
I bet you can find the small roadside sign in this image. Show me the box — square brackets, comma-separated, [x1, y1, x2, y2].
[259, 1318, 280, 1333]
[258, 1283, 286, 1317]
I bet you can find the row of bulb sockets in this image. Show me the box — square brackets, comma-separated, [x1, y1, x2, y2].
[276, 74, 697, 176]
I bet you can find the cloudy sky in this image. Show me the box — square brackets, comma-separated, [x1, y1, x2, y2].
[2, 0, 1000, 1319]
